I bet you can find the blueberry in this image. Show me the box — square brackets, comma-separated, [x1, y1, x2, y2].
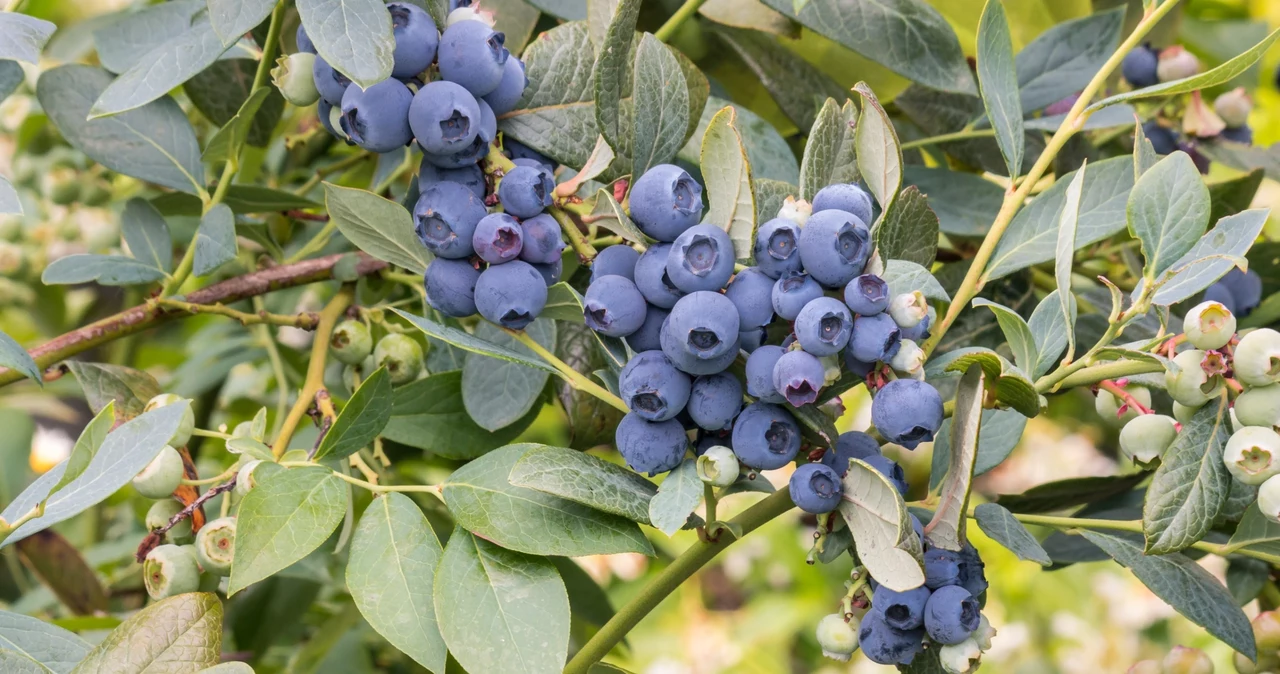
[1222, 124, 1254, 144]
[132, 446, 184, 499]
[1122, 46, 1159, 88]
[472, 213, 523, 264]
[843, 351, 875, 378]
[923, 548, 961, 589]
[422, 99, 495, 169]
[483, 56, 527, 116]
[626, 305, 668, 353]
[794, 297, 853, 357]
[724, 267, 775, 328]
[789, 462, 843, 514]
[634, 244, 684, 309]
[847, 312, 901, 364]
[388, 2, 439, 79]
[312, 56, 351, 106]
[589, 246, 639, 284]
[873, 583, 931, 630]
[956, 545, 988, 598]
[695, 428, 732, 456]
[414, 182, 487, 258]
[662, 291, 740, 365]
[1142, 121, 1178, 155]
[731, 402, 801, 470]
[437, 20, 508, 96]
[685, 372, 743, 431]
[513, 214, 563, 265]
[424, 258, 481, 317]
[858, 610, 924, 666]
[1204, 281, 1238, 314]
[531, 258, 562, 286]
[418, 159, 486, 200]
[739, 326, 769, 353]
[745, 345, 786, 404]
[505, 138, 554, 172]
[798, 209, 870, 288]
[811, 183, 873, 224]
[296, 24, 316, 53]
[474, 260, 547, 329]
[924, 585, 980, 645]
[871, 379, 943, 450]
[619, 350, 691, 421]
[863, 454, 908, 495]
[899, 312, 931, 342]
[317, 100, 349, 143]
[1221, 267, 1263, 316]
[666, 224, 734, 293]
[584, 275, 648, 337]
[844, 274, 890, 315]
[772, 349, 825, 407]
[629, 164, 703, 241]
[498, 165, 554, 218]
[821, 431, 881, 475]
[615, 413, 688, 476]
[771, 272, 824, 321]
[1184, 300, 1236, 351]
[753, 218, 803, 279]
[410, 80, 481, 155]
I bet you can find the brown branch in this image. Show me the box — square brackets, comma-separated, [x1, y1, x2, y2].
[135, 477, 237, 563]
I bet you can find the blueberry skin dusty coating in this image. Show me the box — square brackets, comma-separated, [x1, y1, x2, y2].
[789, 462, 843, 514]
[498, 165, 554, 218]
[313, 56, 352, 106]
[339, 78, 414, 153]
[772, 349, 825, 407]
[518, 213, 566, 264]
[731, 402, 801, 470]
[847, 312, 902, 364]
[745, 345, 787, 404]
[484, 56, 528, 116]
[821, 430, 881, 475]
[872, 583, 931, 630]
[665, 224, 735, 293]
[794, 296, 853, 357]
[772, 272, 824, 321]
[662, 291, 741, 363]
[724, 267, 776, 328]
[629, 164, 704, 242]
[1122, 46, 1159, 88]
[845, 273, 890, 315]
[864, 454, 909, 495]
[437, 19, 509, 97]
[591, 245, 641, 283]
[625, 305, 668, 353]
[753, 218, 803, 279]
[619, 350, 690, 422]
[798, 209, 871, 288]
[858, 610, 925, 666]
[424, 258, 481, 317]
[387, 2, 439, 79]
[418, 159, 486, 200]
[686, 372, 743, 431]
[410, 80, 481, 155]
[413, 182, 488, 259]
[924, 585, 981, 645]
[583, 275, 648, 338]
[615, 413, 688, 476]
[471, 212, 523, 264]
[634, 243, 684, 309]
[473, 260, 547, 329]
[871, 379, 944, 450]
[811, 183, 873, 224]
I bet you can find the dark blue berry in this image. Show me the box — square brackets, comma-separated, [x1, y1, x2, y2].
[789, 462, 842, 514]
[811, 183, 872, 224]
[771, 272, 823, 321]
[724, 267, 775, 328]
[418, 159, 486, 200]
[296, 24, 315, 54]
[616, 413, 687, 476]
[531, 258, 562, 286]
[957, 544, 988, 598]
[745, 345, 786, 404]
[844, 274, 890, 315]
[634, 244, 684, 309]
[472, 213, 523, 264]
[739, 326, 769, 354]
[625, 305, 668, 353]
[843, 351, 875, 378]
[863, 453, 908, 495]
[924, 548, 961, 589]
[923, 585, 980, 645]
[312, 56, 351, 106]
[661, 291, 740, 365]
[871, 379, 943, 450]
[821, 431, 880, 475]
[1142, 121, 1177, 155]
[772, 349, 825, 407]
[858, 610, 924, 666]
[483, 56, 527, 116]
[629, 164, 703, 242]
[584, 275, 648, 338]
[847, 312, 901, 363]
[410, 80, 480, 155]
[437, 20, 508, 97]
[872, 583, 930, 630]
[1221, 267, 1263, 316]
[474, 260, 547, 329]
[731, 402, 800, 470]
[666, 224, 734, 293]
[794, 297, 852, 357]
[388, 2, 439, 79]
[591, 245, 641, 284]
[687, 372, 743, 431]
[1222, 124, 1253, 144]
[753, 218, 802, 279]
[1122, 46, 1159, 88]
[619, 351, 691, 422]
[798, 209, 870, 288]
[899, 313, 931, 342]
[424, 258, 480, 317]
[505, 139, 554, 172]
[518, 213, 565, 264]
[413, 182, 487, 259]
[498, 165, 554, 218]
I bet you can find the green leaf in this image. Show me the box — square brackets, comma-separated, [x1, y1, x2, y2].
[555, 323, 626, 449]
[1128, 152, 1211, 282]
[185, 58, 285, 149]
[152, 185, 318, 216]
[753, 178, 798, 225]
[0, 328, 38, 385]
[593, 0, 639, 153]
[1133, 115, 1161, 178]
[69, 593, 222, 674]
[927, 347, 1039, 418]
[975, 0, 1022, 178]
[699, 0, 795, 36]
[1082, 530, 1256, 660]
[970, 299, 1036, 377]
[92, 1, 203, 73]
[1026, 289, 1075, 379]
[1026, 103, 1137, 133]
[877, 186, 938, 268]
[203, 87, 272, 166]
[0, 59, 22, 105]
[587, 0, 619, 51]
[1150, 209, 1268, 306]
[630, 34, 689, 179]
[508, 444, 657, 524]
[1054, 160, 1086, 362]
[1089, 26, 1280, 112]
[0, 13, 56, 64]
[555, 136, 615, 197]
[852, 82, 901, 219]
[838, 458, 924, 591]
[463, 319, 556, 432]
[588, 188, 646, 244]
[383, 372, 540, 459]
[929, 409, 1026, 491]
[708, 25, 845, 130]
[229, 466, 349, 595]
[198, 665, 255, 674]
[699, 106, 756, 260]
[551, 556, 616, 626]
[121, 198, 172, 273]
[326, 183, 430, 275]
[193, 203, 237, 276]
[393, 309, 557, 374]
[41, 255, 165, 286]
[488, 0, 541, 54]
[0, 610, 90, 674]
[0, 649, 50, 674]
[314, 367, 392, 461]
[526, 0, 586, 20]
[347, 493, 446, 674]
[902, 167, 1002, 238]
[441, 444, 655, 556]
[972, 502, 1050, 566]
[38, 65, 203, 195]
[209, 0, 277, 45]
[648, 459, 703, 536]
[89, 15, 230, 118]
[1014, 8, 1123, 113]
[1228, 504, 1280, 557]
[798, 98, 857, 201]
[0, 175, 18, 215]
[1227, 557, 1269, 606]
[882, 259, 949, 302]
[996, 473, 1149, 514]
[680, 96, 799, 185]
[434, 529, 569, 674]
[65, 362, 160, 418]
[297, 0, 395, 88]
[541, 282, 586, 323]
[1143, 397, 1232, 555]
[501, 22, 599, 169]
[924, 365, 983, 551]
[47, 403, 114, 501]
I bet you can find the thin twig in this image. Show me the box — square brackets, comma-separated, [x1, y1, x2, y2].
[135, 478, 237, 562]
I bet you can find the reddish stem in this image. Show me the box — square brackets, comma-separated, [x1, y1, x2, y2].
[1099, 379, 1153, 416]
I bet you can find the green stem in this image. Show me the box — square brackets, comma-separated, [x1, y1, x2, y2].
[899, 128, 997, 151]
[294, 151, 373, 197]
[503, 328, 628, 413]
[191, 428, 233, 440]
[255, 296, 292, 439]
[654, 0, 708, 42]
[182, 466, 238, 486]
[564, 488, 795, 673]
[548, 207, 597, 263]
[1042, 359, 1164, 392]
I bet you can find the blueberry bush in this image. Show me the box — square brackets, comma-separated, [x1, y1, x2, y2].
[3, 0, 1280, 672]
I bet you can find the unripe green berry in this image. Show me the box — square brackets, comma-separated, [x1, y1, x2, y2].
[143, 544, 200, 600]
[45, 167, 80, 206]
[972, 614, 995, 651]
[195, 516, 237, 576]
[1236, 329, 1280, 388]
[888, 339, 924, 376]
[271, 52, 321, 106]
[1214, 87, 1253, 128]
[1259, 475, 1280, 524]
[814, 613, 859, 661]
[374, 333, 424, 385]
[1119, 414, 1177, 468]
[133, 446, 185, 499]
[1254, 610, 1280, 651]
[1183, 300, 1235, 351]
[1164, 350, 1224, 408]
[1160, 645, 1213, 674]
[1234, 649, 1279, 674]
[233, 460, 264, 500]
[330, 320, 373, 365]
[1095, 384, 1152, 423]
[1236, 384, 1280, 430]
[938, 637, 982, 674]
[1157, 46, 1200, 82]
[1224, 426, 1280, 485]
[145, 393, 195, 448]
[696, 446, 739, 487]
[1172, 402, 1198, 425]
[888, 291, 927, 329]
[145, 499, 191, 543]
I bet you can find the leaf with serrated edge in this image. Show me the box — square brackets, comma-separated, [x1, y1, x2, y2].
[700, 106, 755, 260]
[394, 309, 557, 374]
[0, 610, 90, 674]
[649, 459, 703, 536]
[630, 34, 689, 179]
[69, 593, 222, 674]
[194, 203, 237, 276]
[799, 98, 856, 201]
[925, 365, 983, 550]
[326, 183, 430, 274]
[1129, 152, 1211, 282]
[972, 502, 1050, 565]
[297, 0, 395, 88]
[976, 0, 1023, 178]
[1055, 160, 1085, 362]
[314, 367, 392, 460]
[971, 298, 1036, 372]
[1143, 397, 1232, 554]
[838, 459, 924, 591]
[509, 445, 657, 524]
[853, 83, 901, 216]
[1150, 209, 1269, 306]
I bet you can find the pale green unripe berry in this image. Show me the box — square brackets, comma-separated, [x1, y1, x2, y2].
[696, 446, 739, 487]
[1172, 402, 1197, 425]
[971, 614, 995, 651]
[143, 544, 200, 600]
[1160, 645, 1213, 674]
[373, 333, 424, 385]
[1095, 385, 1151, 424]
[233, 460, 264, 500]
[1236, 384, 1280, 430]
[814, 613, 859, 661]
[938, 637, 982, 674]
[888, 291, 927, 329]
[1157, 46, 1200, 82]
[195, 516, 237, 576]
[1224, 426, 1280, 485]
[1254, 610, 1280, 651]
[330, 320, 373, 365]
[133, 446, 185, 499]
[1119, 414, 1177, 468]
[145, 499, 191, 543]
[1164, 350, 1224, 408]
[1183, 300, 1235, 350]
[889, 339, 925, 376]
[271, 52, 320, 106]
[1214, 87, 1253, 128]
[1258, 475, 1280, 524]
[145, 393, 194, 448]
[777, 196, 811, 227]
[1236, 329, 1280, 388]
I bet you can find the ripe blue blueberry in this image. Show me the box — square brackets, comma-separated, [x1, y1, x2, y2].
[847, 312, 901, 363]
[687, 373, 743, 431]
[873, 583, 931, 630]
[531, 258, 562, 286]
[724, 267, 776, 328]
[317, 101, 350, 143]
[625, 305, 668, 353]
[798, 209, 870, 288]
[1205, 281, 1238, 314]
[1142, 121, 1178, 155]
[615, 413, 687, 476]
[739, 326, 768, 354]
[753, 218, 802, 279]
[512, 157, 553, 181]
[591, 245, 641, 283]
[619, 350, 691, 422]
[924, 585, 980, 645]
[422, 99, 495, 169]
[844, 274, 890, 315]
[789, 462, 843, 514]
[731, 402, 801, 470]
[414, 182, 487, 258]
[822, 431, 881, 475]
[498, 165, 554, 218]
[662, 291, 740, 364]
[858, 610, 924, 666]
[629, 164, 704, 241]
[312, 56, 352, 106]
[771, 272, 824, 321]
[1122, 46, 1160, 88]
[410, 80, 480, 155]
[437, 20, 509, 96]
[388, 3, 439, 79]
[871, 379, 943, 450]
[418, 159, 486, 200]
[472, 213, 523, 264]
[956, 544, 988, 598]
[795, 297, 853, 357]
[517, 213, 565, 264]
[584, 275, 648, 337]
[1222, 124, 1253, 144]
[634, 243, 684, 309]
[483, 56, 527, 116]
[811, 183, 873, 224]
[924, 548, 962, 589]
[843, 351, 875, 378]
[772, 349, 825, 407]
[695, 428, 731, 456]
[474, 260, 547, 329]
[899, 312, 931, 342]
[745, 345, 786, 404]
[1221, 267, 1263, 316]
[505, 139, 554, 172]
[863, 454, 908, 495]
[424, 258, 481, 317]
[666, 224, 735, 293]
[296, 24, 315, 54]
